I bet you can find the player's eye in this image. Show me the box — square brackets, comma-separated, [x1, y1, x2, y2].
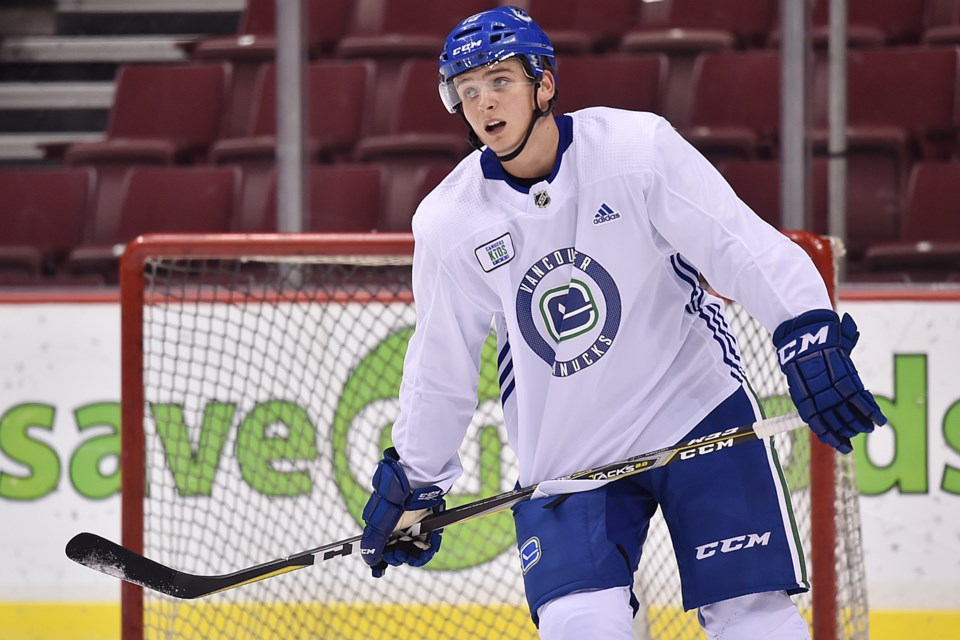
[460, 85, 480, 100]
[492, 77, 511, 89]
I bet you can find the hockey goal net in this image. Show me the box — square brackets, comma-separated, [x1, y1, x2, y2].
[120, 231, 867, 640]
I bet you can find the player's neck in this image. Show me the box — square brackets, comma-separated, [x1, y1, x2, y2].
[499, 114, 560, 179]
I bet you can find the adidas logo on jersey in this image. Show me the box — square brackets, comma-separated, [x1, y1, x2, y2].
[594, 203, 621, 225]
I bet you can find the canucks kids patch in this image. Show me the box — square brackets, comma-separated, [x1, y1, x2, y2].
[475, 233, 516, 272]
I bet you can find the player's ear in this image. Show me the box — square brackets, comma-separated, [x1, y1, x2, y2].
[538, 69, 556, 107]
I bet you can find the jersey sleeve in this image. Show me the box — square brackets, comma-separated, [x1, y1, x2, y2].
[391, 234, 495, 492]
[644, 118, 832, 332]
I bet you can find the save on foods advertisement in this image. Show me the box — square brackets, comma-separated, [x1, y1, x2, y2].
[0, 294, 958, 639]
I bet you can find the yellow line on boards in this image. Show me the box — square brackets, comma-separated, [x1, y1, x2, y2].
[870, 610, 960, 639]
[0, 603, 118, 640]
[1, 603, 958, 640]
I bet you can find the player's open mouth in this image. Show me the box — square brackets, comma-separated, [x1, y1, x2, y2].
[485, 120, 506, 134]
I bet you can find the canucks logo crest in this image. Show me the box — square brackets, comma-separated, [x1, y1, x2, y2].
[540, 280, 598, 342]
[516, 248, 622, 377]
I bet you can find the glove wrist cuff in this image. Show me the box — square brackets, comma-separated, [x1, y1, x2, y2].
[407, 486, 445, 510]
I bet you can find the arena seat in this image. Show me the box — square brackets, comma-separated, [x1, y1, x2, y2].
[351, 58, 472, 235]
[719, 159, 829, 233]
[864, 162, 960, 280]
[811, 47, 960, 258]
[188, 0, 353, 136]
[211, 60, 374, 231]
[923, 0, 960, 45]
[681, 50, 781, 163]
[555, 54, 666, 115]
[379, 160, 459, 233]
[620, 0, 775, 124]
[412, 162, 457, 207]
[0, 167, 93, 279]
[769, 0, 926, 48]
[63, 166, 240, 281]
[719, 158, 895, 264]
[210, 60, 373, 164]
[191, 0, 351, 59]
[65, 63, 229, 166]
[251, 164, 383, 233]
[843, 158, 905, 260]
[354, 58, 471, 162]
[337, 0, 494, 58]
[813, 0, 926, 46]
[836, 48, 957, 157]
[62, 63, 230, 244]
[523, 0, 639, 53]
[337, 0, 495, 134]
[625, 0, 776, 47]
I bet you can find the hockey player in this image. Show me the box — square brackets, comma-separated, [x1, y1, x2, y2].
[359, 6, 886, 639]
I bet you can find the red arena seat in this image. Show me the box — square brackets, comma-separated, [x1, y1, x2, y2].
[682, 50, 781, 163]
[338, 0, 495, 58]
[210, 60, 374, 164]
[812, 47, 960, 257]
[354, 58, 472, 163]
[923, 0, 960, 45]
[192, 0, 352, 59]
[864, 162, 960, 280]
[524, 0, 639, 53]
[621, 0, 776, 124]
[64, 166, 240, 281]
[556, 54, 666, 115]
[0, 167, 94, 279]
[65, 63, 229, 166]
[254, 164, 384, 233]
[189, 0, 354, 135]
[719, 160, 828, 233]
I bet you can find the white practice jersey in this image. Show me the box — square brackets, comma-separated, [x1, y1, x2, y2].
[393, 108, 831, 490]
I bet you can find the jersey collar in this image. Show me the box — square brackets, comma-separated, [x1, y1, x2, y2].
[480, 114, 573, 194]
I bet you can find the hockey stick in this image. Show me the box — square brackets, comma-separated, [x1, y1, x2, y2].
[66, 411, 806, 599]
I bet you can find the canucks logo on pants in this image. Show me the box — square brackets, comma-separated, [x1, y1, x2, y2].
[519, 537, 542, 575]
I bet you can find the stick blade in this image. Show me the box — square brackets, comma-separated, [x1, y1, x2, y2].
[66, 532, 186, 598]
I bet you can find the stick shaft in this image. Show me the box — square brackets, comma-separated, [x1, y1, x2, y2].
[66, 412, 804, 598]
[414, 411, 805, 533]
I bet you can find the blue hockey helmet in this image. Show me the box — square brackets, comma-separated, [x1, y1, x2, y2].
[439, 6, 555, 114]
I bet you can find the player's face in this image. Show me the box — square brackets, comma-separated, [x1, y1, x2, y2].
[455, 59, 554, 156]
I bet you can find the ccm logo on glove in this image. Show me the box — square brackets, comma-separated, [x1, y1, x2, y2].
[772, 309, 887, 455]
[776, 325, 830, 365]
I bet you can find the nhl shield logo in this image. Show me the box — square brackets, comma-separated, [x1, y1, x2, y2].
[533, 190, 551, 208]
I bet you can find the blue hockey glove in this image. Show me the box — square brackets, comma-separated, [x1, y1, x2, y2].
[773, 309, 887, 454]
[360, 447, 445, 578]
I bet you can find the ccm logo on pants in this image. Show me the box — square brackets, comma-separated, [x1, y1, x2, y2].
[695, 532, 771, 560]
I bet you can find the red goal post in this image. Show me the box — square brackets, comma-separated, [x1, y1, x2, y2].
[119, 231, 866, 640]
